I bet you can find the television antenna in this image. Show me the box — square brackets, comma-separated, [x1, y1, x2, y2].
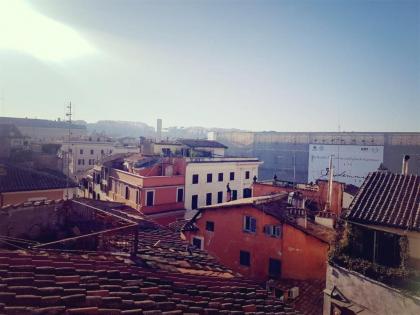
[65, 102, 72, 200]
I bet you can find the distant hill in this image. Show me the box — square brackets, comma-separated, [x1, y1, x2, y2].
[86, 120, 155, 138]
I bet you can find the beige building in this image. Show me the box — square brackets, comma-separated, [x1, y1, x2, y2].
[60, 139, 139, 178]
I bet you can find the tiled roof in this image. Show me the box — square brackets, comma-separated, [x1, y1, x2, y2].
[167, 220, 189, 232]
[178, 139, 228, 149]
[0, 164, 77, 193]
[347, 172, 420, 231]
[271, 279, 325, 315]
[0, 250, 300, 314]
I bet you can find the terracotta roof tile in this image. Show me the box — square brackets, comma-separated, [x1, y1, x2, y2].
[0, 163, 77, 193]
[347, 171, 420, 231]
[0, 250, 301, 314]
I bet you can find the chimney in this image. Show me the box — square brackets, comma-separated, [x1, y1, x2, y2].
[402, 155, 410, 175]
[156, 118, 162, 142]
[325, 155, 334, 211]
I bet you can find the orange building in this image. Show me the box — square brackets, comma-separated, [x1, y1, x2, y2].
[253, 179, 344, 216]
[184, 194, 334, 282]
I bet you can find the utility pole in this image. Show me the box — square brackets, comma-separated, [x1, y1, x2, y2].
[65, 102, 72, 200]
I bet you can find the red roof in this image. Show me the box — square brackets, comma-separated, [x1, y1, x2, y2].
[0, 250, 301, 314]
[347, 172, 420, 231]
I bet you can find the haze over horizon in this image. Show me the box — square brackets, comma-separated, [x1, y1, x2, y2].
[0, 0, 419, 132]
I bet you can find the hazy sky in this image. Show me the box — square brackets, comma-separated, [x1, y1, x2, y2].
[0, 0, 418, 131]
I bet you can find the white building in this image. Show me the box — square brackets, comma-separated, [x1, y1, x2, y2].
[184, 156, 262, 216]
[60, 139, 139, 177]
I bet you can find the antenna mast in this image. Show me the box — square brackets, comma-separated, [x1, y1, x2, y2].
[65, 102, 72, 200]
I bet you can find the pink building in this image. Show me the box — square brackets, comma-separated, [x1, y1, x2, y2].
[87, 155, 186, 224]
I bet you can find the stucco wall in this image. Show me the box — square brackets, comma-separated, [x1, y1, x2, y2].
[186, 205, 328, 282]
[184, 160, 259, 212]
[324, 264, 420, 315]
[0, 203, 65, 239]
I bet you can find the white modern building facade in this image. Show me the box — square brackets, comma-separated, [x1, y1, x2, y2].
[184, 157, 262, 216]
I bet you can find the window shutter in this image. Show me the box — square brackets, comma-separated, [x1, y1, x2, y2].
[251, 218, 257, 232]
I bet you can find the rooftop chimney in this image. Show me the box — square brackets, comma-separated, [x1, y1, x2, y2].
[402, 155, 410, 175]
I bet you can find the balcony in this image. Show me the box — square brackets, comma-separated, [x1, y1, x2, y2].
[329, 223, 420, 296]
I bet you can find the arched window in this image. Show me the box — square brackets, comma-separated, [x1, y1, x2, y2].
[125, 186, 130, 200]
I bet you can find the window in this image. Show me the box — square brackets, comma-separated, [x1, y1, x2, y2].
[101, 149, 104, 155]
[207, 173, 212, 183]
[217, 191, 223, 203]
[68, 148, 72, 154]
[243, 216, 257, 233]
[243, 188, 252, 198]
[191, 195, 198, 209]
[177, 188, 184, 202]
[218, 173, 223, 182]
[264, 225, 282, 238]
[232, 190, 237, 200]
[268, 258, 281, 279]
[192, 237, 203, 250]
[90, 149, 94, 155]
[206, 193, 212, 206]
[206, 221, 214, 232]
[146, 191, 154, 206]
[125, 186, 130, 200]
[136, 190, 139, 204]
[192, 174, 199, 184]
[245, 171, 250, 179]
[240, 250, 250, 266]
[80, 149, 83, 154]
[78, 159, 82, 165]
[230, 172, 235, 180]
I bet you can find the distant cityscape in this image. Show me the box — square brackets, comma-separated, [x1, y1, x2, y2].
[0, 114, 419, 315]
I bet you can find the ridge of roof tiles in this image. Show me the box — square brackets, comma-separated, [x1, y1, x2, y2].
[347, 171, 420, 231]
[0, 249, 301, 315]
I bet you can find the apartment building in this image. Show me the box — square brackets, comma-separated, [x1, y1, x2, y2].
[184, 156, 261, 213]
[86, 155, 186, 224]
[60, 138, 139, 177]
[184, 194, 334, 282]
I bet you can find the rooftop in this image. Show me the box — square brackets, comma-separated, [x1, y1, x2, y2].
[0, 249, 300, 314]
[0, 124, 24, 139]
[270, 279, 325, 315]
[347, 171, 420, 231]
[0, 198, 300, 314]
[0, 163, 77, 193]
[178, 139, 228, 149]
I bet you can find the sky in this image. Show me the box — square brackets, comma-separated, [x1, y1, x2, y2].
[0, 0, 418, 132]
